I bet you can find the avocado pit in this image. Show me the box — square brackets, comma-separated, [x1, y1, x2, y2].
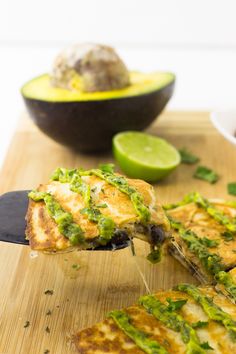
[51, 43, 130, 93]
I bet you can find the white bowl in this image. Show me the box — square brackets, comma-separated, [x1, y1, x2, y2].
[210, 111, 236, 146]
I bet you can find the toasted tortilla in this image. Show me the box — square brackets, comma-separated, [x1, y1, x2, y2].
[167, 199, 236, 283]
[74, 286, 236, 353]
[26, 174, 169, 252]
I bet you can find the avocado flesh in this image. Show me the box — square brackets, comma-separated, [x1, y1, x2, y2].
[21, 72, 175, 102]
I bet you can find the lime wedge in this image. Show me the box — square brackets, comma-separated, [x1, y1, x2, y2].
[113, 131, 180, 182]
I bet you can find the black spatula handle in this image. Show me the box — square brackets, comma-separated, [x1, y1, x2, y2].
[0, 190, 129, 250]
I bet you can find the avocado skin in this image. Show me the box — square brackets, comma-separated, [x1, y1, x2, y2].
[23, 81, 174, 152]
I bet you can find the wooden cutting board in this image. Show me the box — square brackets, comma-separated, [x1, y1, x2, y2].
[0, 111, 235, 354]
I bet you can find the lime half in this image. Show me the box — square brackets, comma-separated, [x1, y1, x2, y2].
[113, 131, 180, 182]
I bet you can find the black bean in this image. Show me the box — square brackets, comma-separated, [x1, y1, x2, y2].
[148, 225, 166, 244]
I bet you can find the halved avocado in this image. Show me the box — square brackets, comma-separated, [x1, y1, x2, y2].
[21, 72, 175, 152]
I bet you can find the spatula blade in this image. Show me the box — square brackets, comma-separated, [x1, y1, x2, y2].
[0, 190, 29, 245]
[0, 190, 129, 251]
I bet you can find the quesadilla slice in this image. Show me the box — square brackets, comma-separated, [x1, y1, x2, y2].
[165, 192, 236, 284]
[26, 165, 169, 253]
[74, 283, 236, 353]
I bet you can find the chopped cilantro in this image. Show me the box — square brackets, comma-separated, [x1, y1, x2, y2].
[222, 231, 234, 242]
[72, 264, 81, 271]
[24, 320, 30, 328]
[228, 182, 236, 196]
[200, 237, 219, 248]
[44, 289, 54, 295]
[166, 298, 187, 311]
[96, 203, 108, 208]
[45, 326, 50, 333]
[146, 249, 162, 264]
[200, 341, 213, 350]
[179, 148, 200, 164]
[99, 163, 115, 174]
[194, 166, 219, 184]
[192, 321, 208, 329]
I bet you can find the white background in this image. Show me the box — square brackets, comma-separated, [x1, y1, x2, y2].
[1, 0, 236, 166]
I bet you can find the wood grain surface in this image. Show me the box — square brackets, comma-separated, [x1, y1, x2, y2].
[0, 111, 235, 354]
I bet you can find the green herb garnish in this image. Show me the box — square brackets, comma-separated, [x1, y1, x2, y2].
[221, 231, 234, 242]
[228, 182, 236, 196]
[139, 295, 205, 353]
[109, 310, 168, 354]
[166, 298, 187, 311]
[169, 217, 224, 275]
[24, 320, 30, 328]
[72, 264, 81, 271]
[45, 326, 50, 333]
[89, 168, 151, 223]
[200, 342, 213, 350]
[44, 289, 54, 295]
[179, 148, 200, 164]
[199, 237, 219, 248]
[192, 321, 208, 329]
[215, 271, 236, 301]
[29, 191, 86, 246]
[194, 166, 219, 184]
[184, 192, 236, 232]
[146, 248, 162, 264]
[96, 203, 108, 208]
[99, 163, 115, 174]
[175, 283, 236, 341]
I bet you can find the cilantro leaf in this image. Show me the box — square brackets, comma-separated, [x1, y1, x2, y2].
[192, 320, 208, 329]
[222, 231, 234, 242]
[99, 163, 115, 174]
[194, 166, 219, 184]
[72, 264, 81, 270]
[179, 148, 200, 164]
[200, 341, 213, 350]
[96, 203, 108, 208]
[146, 249, 162, 264]
[24, 320, 30, 328]
[227, 182, 236, 196]
[200, 237, 219, 248]
[166, 298, 187, 311]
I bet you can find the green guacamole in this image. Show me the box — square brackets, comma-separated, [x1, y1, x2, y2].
[215, 271, 236, 302]
[176, 284, 236, 341]
[28, 190, 85, 246]
[109, 310, 168, 354]
[169, 217, 224, 276]
[165, 192, 236, 233]
[84, 167, 151, 224]
[51, 167, 115, 245]
[139, 295, 206, 354]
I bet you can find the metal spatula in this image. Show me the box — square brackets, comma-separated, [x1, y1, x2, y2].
[0, 190, 129, 250]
